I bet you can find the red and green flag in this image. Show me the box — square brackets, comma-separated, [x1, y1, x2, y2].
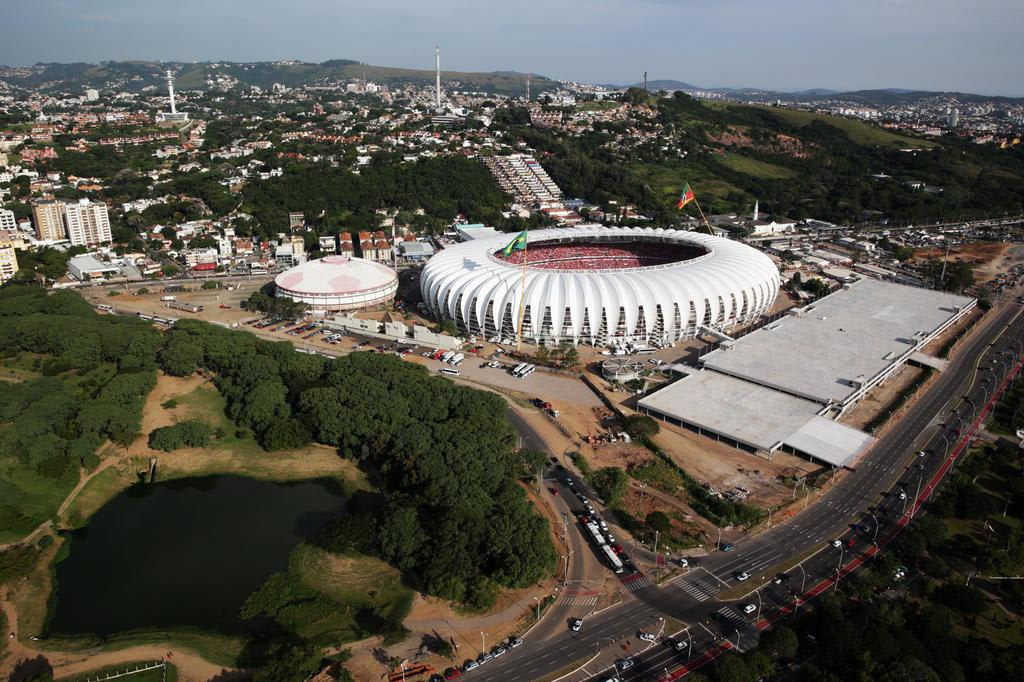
[500, 229, 529, 257]
[677, 183, 696, 209]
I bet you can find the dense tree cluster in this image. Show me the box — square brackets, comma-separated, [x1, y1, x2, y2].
[0, 287, 161, 534]
[241, 156, 510, 238]
[157, 321, 556, 607]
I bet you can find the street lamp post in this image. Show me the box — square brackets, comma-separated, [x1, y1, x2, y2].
[686, 628, 693, 661]
[533, 596, 541, 622]
[755, 587, 763, 622]
[480, 631, 486, 655]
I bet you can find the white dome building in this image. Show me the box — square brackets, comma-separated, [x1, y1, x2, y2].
[274, 256, 398, 312]
[420, 226, 780, 346]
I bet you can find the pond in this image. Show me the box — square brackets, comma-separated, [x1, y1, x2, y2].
[47, 475, 345, 637]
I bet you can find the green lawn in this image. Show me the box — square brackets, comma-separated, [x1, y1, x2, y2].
[631, 162, 744, 205]
[288, 543, 413, 645]
[718, 153, 797, 179]
[170, 384, 262, 454]
[747, 104, 937, 149]
[0, 352, 45, 383]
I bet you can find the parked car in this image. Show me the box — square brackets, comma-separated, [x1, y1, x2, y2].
[462, 660, 478, 672]
[443, 667, 462, 679]
[508, 636, 523, 649]
[638, 631, 656, 642]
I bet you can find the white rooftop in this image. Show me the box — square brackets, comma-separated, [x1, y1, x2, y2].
[700, 278, 974, 405]
[638, 371, 874, 468]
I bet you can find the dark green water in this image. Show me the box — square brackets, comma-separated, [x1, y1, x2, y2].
[47, 475, 345, 637]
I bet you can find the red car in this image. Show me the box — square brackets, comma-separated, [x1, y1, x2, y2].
[443, 668, 462, 680]
[548, 487, 559, 495]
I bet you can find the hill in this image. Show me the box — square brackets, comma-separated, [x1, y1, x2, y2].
[0, 59, 556, 97]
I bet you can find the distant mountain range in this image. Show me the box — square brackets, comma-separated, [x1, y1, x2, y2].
[2, 59, 1020, 105]
[0, 59, 553, 97]
[618, 80, 1024, 105]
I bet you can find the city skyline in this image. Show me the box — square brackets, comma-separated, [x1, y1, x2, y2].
[2, 0, 1023, 97]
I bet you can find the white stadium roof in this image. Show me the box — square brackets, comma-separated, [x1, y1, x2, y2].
[419, 225, 780, 345]
[275, 256, 398, 311]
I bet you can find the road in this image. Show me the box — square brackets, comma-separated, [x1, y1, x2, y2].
[484, 300, 1024, 682]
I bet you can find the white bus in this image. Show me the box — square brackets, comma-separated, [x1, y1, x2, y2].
[441, 351, 455, 363]
[519, 364, 536, 378]
[511, 363, 528, 376]
[440, 368, 461, 376]
[601, 545, 625, 573]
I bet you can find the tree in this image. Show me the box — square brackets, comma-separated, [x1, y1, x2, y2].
[590, 466, 628, 505]
[646, 510, 672, 533]
[148, 420, 213, 451]
[623, 414, 660, 438]
[760, 625, 798, 660]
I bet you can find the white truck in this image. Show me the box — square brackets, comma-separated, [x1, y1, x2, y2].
[448, 352, 465, 365]
[160, 295, 176, 302]
[440, 351, 455, 363]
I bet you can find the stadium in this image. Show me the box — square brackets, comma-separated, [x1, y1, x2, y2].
[420, 226, 780, 346]
[274, 255, 398, 312]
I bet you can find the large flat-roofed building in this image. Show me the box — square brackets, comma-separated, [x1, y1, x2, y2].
[639, 278, 975, 468]
[700, 278, 975, 413]
[639, 370, 874, 468]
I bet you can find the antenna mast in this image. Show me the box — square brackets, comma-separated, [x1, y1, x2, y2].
[526, 73, 531, 102]
[434, 46, 442, 112]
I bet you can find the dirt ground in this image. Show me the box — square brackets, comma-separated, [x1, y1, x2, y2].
[841, 364, 926, 430]
[650, 424, 820, 508]
[913, 242, 1024, 284]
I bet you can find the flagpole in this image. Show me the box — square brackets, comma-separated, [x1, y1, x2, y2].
[692, 198, 714, 235]
[515, 235, 528, 353]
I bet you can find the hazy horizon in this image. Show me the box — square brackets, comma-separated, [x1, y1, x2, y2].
[2, 0, 1022, 97]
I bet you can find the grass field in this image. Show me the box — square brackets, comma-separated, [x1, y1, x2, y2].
[718, 153, 797, 179]
[631, 162, 745, 207]
[0, 352, 44, 383]
[747, 104, 937, 148]
[288, 544, 414, 645]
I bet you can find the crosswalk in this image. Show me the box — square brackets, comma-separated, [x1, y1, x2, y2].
[622, 574, 655, 592]
[675, 577, 720, 603]
[561, 594, 600, 606]
[716, 606, 748, 630]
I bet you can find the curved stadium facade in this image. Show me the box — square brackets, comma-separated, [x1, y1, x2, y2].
[420, 226, 780, 346]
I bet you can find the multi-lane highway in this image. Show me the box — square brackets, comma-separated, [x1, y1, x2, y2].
[482, 300, 1024, 682]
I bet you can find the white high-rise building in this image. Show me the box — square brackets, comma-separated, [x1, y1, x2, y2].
[64, 199, 112, 247]
[0, 208, 16, 231]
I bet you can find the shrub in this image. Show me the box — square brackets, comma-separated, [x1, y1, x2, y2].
[148, 420, 213, 451]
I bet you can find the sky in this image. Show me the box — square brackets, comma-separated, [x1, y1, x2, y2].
[2, 0, 1022, 96]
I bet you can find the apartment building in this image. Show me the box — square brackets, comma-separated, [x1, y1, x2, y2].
[32, 199, 66, 241]
[0, 208, 16, 231]
[63, 199, 112, 247]
[0, 231, 20, 282]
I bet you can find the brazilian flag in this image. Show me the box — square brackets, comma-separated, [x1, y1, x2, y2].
[500, 230, 529, 257]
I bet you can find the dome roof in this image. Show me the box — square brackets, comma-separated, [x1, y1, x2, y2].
[275, 256, 397, 296]
[420, 225, 780, 345]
